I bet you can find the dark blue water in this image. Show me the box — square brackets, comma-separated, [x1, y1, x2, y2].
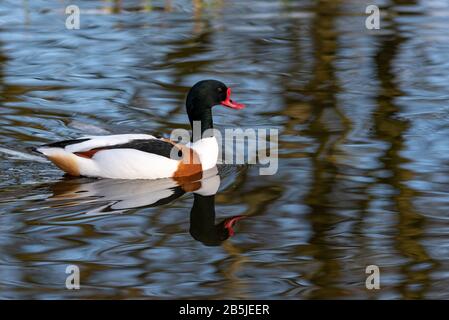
[1, 0, 449, 299]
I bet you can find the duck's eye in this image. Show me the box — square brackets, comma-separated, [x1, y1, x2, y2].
[217, 87, 223, 93]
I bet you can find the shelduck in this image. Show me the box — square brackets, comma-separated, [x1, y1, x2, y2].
[33, 80, 245, 179]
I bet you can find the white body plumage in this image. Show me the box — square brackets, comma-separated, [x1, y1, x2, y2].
[36, 134, 218, 180]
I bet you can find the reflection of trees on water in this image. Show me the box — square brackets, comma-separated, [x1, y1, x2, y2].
[297, 0, 349, 299]
[270, 0, 436, 298]
[372, 0, 436, 299]
[7, 0, 442, 298]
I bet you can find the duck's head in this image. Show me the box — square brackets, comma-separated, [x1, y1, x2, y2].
[186, 80, 245, 132]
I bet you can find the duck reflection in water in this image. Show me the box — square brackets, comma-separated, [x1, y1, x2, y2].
[48, 167, 246, 246]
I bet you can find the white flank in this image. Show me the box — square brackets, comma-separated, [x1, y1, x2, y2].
[89, 149, 179, 179]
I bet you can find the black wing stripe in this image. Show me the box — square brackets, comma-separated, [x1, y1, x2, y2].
[43, 138, 91, 149]
[96, 139, 181, 159]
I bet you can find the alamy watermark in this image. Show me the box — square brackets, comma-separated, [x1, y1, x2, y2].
[65, 4, 381, 31]
[365, 5, 380, 30]
[170, 121, 279, 176]
[65, 5, 80, 30]
[365, 265, 380, 290]
[65, 264, 80, 290]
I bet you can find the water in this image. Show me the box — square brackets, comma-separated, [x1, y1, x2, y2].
[1, 0, 449, 299]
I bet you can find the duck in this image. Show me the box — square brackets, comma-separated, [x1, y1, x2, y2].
[33, 80, 245, 179]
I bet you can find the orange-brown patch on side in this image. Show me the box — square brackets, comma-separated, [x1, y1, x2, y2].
[173, 144, 203, 182]
[74, 148, 102, 159]
[48, 154, 80, 176]
[160, 138, 203, 184]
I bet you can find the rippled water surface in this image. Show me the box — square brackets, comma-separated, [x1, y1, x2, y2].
[1, 0, 449, 299]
